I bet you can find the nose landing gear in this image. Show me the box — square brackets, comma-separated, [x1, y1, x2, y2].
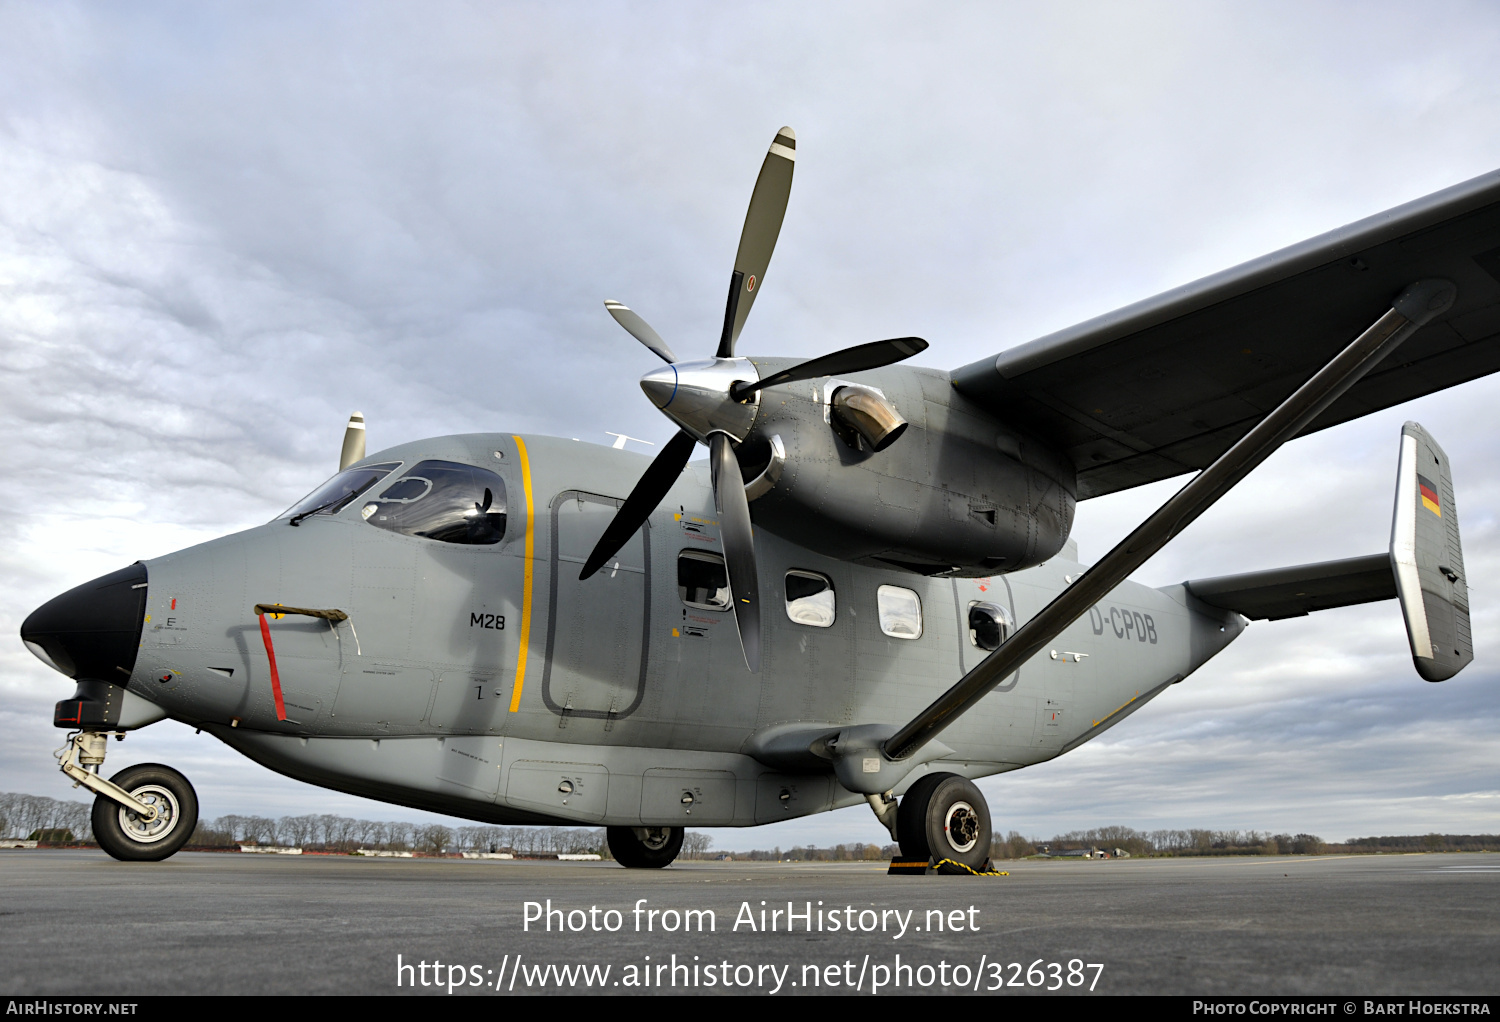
[56, 731, 199, 862]
[91, 764, 198, 861]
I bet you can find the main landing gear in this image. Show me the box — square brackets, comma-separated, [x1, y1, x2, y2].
[888, 772, 993, 872]
[608, 826, 684, 868]
[57, 731, 199, 862]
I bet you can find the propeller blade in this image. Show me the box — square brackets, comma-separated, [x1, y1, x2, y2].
[716, 127, 796, 359]
[733, 337, 929, 398]
[339, 412, 366, 470]
[579, 429, 698, 580]
[709, 432, 761, 673]
[604, 300, 677, 364]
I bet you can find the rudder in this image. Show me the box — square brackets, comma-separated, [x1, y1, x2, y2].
[1391, 422, 1472, 681]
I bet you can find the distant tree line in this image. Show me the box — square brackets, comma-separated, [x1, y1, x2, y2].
[986, 827, 1495, 858]
[190, 815, 716, 859]
[0, 793, 726, 858]
[990, 826, 1330, 858]
[5, 792, 1495, 859]
[723, 830, 1347, 862]
[0, 792, 93, 844]
[730, 843, 900, 862]
[190, 816, 614, 856]
[1347, 833, 1500, 853]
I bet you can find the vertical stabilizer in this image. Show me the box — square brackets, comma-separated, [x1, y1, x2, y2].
[339, 412, 366, 471]
[1391, 422, 1472, 681]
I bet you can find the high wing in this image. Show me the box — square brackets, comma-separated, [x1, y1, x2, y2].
[951, 169, 1500, 498]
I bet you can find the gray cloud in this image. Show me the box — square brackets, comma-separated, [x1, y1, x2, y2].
[2, 1, 1498, 847]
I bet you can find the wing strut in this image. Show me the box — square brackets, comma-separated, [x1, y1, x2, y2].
[881, 279, 1456, 765]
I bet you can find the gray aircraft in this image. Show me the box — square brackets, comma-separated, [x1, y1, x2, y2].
[20, 128, 1491, 869]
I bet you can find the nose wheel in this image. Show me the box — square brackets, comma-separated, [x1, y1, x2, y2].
[896, 772, 992, 870]
[90, 763, 199, 862]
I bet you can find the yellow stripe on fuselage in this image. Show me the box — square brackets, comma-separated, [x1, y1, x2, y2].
[509, 435, 536, 712]
[1422, 495, 1441, 516]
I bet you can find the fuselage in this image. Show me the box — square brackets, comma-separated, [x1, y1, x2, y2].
[119, 432, 1243, 828]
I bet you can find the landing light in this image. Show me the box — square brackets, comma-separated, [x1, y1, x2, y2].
[24, 640, 63, 675]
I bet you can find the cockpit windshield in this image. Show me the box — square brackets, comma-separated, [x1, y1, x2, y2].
[361, 460, 507, 545]
[279, 463, 402, 521]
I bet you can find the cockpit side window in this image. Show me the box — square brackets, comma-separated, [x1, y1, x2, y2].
[361, 460, 507, 545]
[279, 463, 402, 521]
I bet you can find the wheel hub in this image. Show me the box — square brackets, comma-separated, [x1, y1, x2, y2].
[634, 827, 673, 851]
[118, 784, 180, 844]
[943, 800, 980, 854]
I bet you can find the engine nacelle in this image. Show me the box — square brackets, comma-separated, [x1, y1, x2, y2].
[741, 361, 1076, 576]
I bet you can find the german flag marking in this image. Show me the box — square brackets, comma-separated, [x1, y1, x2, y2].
[1417, 473, 1441, 517]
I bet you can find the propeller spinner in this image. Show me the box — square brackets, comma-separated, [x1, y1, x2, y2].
[582, 127, 928, 672]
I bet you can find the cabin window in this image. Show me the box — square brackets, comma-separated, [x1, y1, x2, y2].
[968, 601, 1014, 651]
[361, 460, 507, 545]
[785, 570, 835, 628]
[877, 584, 923, 639]
[279, 462, 402, 521]
[678, 551, 730, 610]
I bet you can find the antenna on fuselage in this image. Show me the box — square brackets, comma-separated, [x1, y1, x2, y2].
[606, 432, 657, 451]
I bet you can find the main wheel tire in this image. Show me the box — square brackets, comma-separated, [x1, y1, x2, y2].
[897, 772, 992, 869]
[91, 763, 198, 862]
[895, 772, 947, 860]
[607, 826, 683, 868]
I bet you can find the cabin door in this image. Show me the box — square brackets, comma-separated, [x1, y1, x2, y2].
[540, 490, 651, 723]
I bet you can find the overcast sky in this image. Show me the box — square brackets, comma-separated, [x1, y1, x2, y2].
[2, 1, 1497, 850]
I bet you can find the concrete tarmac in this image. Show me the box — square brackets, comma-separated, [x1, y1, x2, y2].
[1, 850, 1496, 996]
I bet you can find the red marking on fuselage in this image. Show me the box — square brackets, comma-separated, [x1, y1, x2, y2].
[257, 613, 287, 721]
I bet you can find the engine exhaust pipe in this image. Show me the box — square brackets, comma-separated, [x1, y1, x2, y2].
[831, 385, 907, 452]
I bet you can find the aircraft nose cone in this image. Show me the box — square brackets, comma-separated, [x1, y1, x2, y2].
[20, 563, 149, 682]
[640, 363, 679, 409]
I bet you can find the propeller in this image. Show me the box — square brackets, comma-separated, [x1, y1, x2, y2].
[604, 301, 677, 364]
[710, 432, 760, 672]
[582, 127, 928, 672]
[718, 127, 796, 358]
[729, 337, 927, 400]
[578, 429, 698, 581]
